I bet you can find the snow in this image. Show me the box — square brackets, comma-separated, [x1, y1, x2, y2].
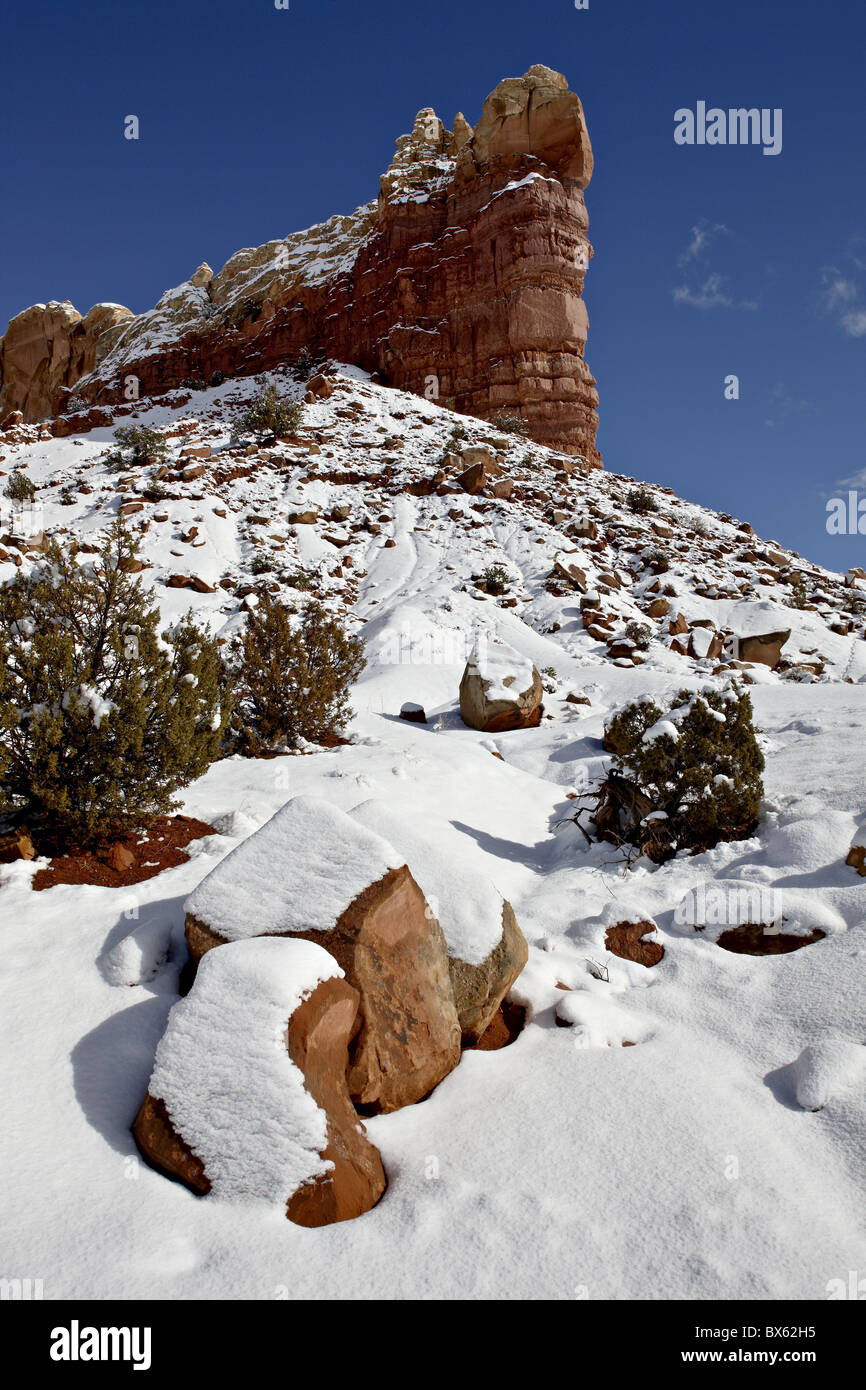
[1, 368, 865, 1299]
[102, 919, 173, 987]
[149, 937, 338, 1202]
[793, 1039, 866, 1111]
[184, 794, 404, 939]
[470, 638, 536, 702]
[349, 798, 504, 964]
[555, 989, 651, 1047]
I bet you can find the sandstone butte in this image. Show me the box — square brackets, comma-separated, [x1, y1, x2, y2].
[0, 65, 600, 461]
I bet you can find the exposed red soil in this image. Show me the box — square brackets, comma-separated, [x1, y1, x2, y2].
[472, 998, 526, 1051]
[32, 815, 217, 891]
[716, 924, 826, 956]
[604, 919, 665, 968]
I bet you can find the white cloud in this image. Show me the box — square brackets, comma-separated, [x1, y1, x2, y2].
[817, 252, 866, 338]
[841, 308, 866, 337]
[673, 273, 758, 311]
[679, 220, 728, 266]
[819, 268, 858, 313]
[837, 466, 866, 488]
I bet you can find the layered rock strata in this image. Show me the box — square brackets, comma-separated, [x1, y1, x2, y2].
[0, 66, 600, 459]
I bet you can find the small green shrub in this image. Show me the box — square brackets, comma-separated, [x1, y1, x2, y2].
[624, 620, 653, 651]
[491, 411, 531, 437]
[479, 564, 510, 594]
[250, 553, 276, 575]
[628, 485, 658, 515]
[283, 570, 317, 592]
[236, 381, 303, 442]
[785, 578, 809, 610]
[0, 523, 228, 848]
[4, 470, 36, 503]
[290, 347, 324, 382]
[141, 483, 168, 503]
[230, 596, 365, 751]
[594, 684, 764, 861]
[112, 425, 168, 467]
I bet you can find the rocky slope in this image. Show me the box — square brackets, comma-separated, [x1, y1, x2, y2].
[2, 366, 866, 1295]
[0, 66, 600, 460]
[1, 365, 863, 684]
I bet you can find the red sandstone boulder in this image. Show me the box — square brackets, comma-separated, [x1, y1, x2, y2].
[349, 799, 530, 1047]
[133, 937, 386, 1227]
[459, 642, 543, 732]
[737, 630, 790, 668]
[183, 796, 462, 1114]
[551, 555, 588, 591]
[0, 826, 35, 862]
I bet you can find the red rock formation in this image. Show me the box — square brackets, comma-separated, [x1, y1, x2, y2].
[0, 65, 600, 460]
[133, 954, 387, 1227]
[0, 301, 132, 420]
[186, 862, 463, 1116]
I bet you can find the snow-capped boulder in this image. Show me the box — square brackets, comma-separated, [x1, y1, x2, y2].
[184, 796, 461, 1113]
[459, 641, 543, 732]
[133, 937, 386, 1226]
[793, 1039, 866, 1112]
[102, 920, 172, 986]
[349, 799, 529, 1044]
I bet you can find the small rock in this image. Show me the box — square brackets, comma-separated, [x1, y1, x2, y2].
[399, 703, 427, 723]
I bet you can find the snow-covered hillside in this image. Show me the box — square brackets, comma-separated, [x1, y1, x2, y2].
[1, 366, 864, 1299]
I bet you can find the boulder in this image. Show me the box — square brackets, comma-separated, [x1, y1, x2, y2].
[349, 799, 529, 1045]
[846, 844, 866, 877]
[183, 797, 461, 1113]
[551, 554, 588, 591]
[736, 629, 790, 668]
[105, 842, 135, 873]
[459, 642, 543, 732]
[448, 901, 529, 1043]
[457, 462, 491, 494]
[399, 702, 427, 723]
[133, 937, 386, 1226]
[0, 826, 35, 862]
[460, 446, 499, 471]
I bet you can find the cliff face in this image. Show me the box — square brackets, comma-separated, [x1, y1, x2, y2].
[0, 301, 132, 421]
[0, 65, 600, 462]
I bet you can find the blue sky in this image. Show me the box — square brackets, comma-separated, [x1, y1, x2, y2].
[2, 0, 864, 569]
